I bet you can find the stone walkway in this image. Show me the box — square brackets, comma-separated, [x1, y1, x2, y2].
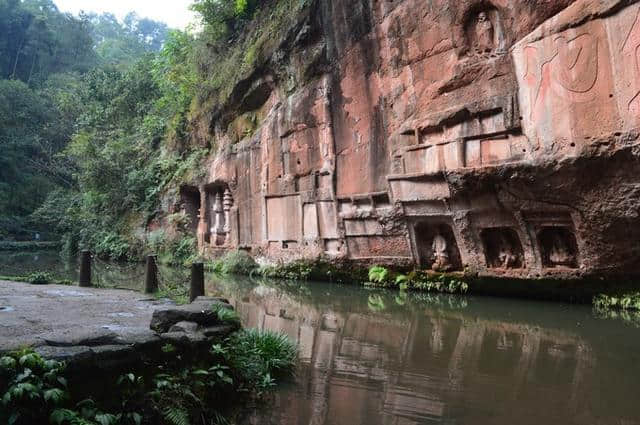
[0, 281, 235, 366]
[0, 281, 171, 352]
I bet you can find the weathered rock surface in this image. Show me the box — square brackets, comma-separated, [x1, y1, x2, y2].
[0, 282, 237, 368]
[150, 296, 232, 333]
[169, 0, 640, 282]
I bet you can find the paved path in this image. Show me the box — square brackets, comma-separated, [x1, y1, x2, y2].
[0, 281, 171, 352]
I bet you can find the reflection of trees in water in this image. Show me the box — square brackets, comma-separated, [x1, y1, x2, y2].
[207, 277, 640, 425]
[0, 250, 76, 280]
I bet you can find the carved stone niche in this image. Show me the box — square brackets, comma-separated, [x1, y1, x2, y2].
[480, 228, 525, 269]
[204, 182, 234, 247]
[537, 227, 579, 269]
[413, 221, 463, 272]
[461, 4, 507, 58]
[178, 186, 201, 234]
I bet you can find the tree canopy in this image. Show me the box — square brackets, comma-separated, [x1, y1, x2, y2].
[0, 0, 173, 241]
[0, 0, 276, 262]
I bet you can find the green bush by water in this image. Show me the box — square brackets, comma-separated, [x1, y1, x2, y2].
[221, 328, 298, 388]
[210, 250, 258, 275]
[593, 292, 640, 327]
[1, 326, 298, 424]
[366, 266, 469, 295]
[256, 259, 368, 284]
[593, 292, 640, 311]
[211, 303, 241, 326]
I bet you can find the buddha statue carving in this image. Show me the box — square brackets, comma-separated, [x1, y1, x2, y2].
[431, 233, 451, 272]
[497, 235, 518, 269]
[549, 233, 574, 266]
[474, 12, 494, 56]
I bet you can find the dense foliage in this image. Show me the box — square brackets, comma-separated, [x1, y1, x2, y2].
[0, 0, 300, 262]
[0, 327, 297, 425]
[0, 0, 171, 245]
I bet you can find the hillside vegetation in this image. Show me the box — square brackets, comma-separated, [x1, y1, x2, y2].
[0, 0, 294, 263]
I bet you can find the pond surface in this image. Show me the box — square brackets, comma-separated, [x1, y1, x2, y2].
[206, 278, 640, 425]
[2, 250, 640, 424]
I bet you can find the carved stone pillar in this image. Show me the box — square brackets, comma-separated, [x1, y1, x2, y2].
[197, 187, 207, 251]
[214, 192, 224, 235]
[209, 191, 218, 240]
[223, 189, 233, 240]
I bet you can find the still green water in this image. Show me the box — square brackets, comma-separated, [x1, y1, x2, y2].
[2, 251, 640, 424]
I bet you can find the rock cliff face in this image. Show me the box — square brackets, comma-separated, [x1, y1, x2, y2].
[176, 0, 640, 280]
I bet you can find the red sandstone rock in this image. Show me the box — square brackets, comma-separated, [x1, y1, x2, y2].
[171, 0, 640, 280]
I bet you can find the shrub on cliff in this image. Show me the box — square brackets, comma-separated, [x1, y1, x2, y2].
[366, 266, 470, 295]
[211, 250, 258, 275]
[256, 259, 368, 283]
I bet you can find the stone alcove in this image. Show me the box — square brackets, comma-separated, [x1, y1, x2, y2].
[460, 3, 508, 58]
[537, 227, 578, 269]
[204, 182, 234, 247]
[178, 186, 201, 234]
[480, 228, 525, 269]
[413, 221, 463, 271]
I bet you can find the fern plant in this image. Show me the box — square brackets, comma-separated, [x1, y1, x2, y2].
[368, 266, 390, 285]
[163, 406, 190, 425]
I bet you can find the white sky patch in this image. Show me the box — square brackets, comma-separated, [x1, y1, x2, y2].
[52, 0, 197, 29]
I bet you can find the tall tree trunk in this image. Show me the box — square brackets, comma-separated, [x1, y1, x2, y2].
[27, 53, 37, 84]
[10, 37, 25, 79]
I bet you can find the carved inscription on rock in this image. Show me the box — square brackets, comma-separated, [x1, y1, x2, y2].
[522, 33, 600, 121]
[514, 18, 618, 146]
[622, 7, 640, 114]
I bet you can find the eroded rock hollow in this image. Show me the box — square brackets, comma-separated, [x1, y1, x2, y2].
[172, 0, 640, 279]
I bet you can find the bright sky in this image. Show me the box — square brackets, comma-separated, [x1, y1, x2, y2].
[53, 0, 197, 29]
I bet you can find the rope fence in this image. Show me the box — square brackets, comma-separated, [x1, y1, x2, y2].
[78, 251, 205, 303]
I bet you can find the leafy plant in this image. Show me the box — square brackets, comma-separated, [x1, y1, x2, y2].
[211, 303, 241, 325]
[211, 250, 257, 275]
[1, 327, 298, 425]
[594, 292, 640, 311]
[365, 267, 470, 295]
[593, 292, 640, 327]
[221, 329, 297, 392]
[368, 266, 391, 285]
[0, 349, 68, 425]
[26, 271, 54, 285]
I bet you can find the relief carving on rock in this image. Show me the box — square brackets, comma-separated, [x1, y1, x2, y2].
[621, 6, 640, 114]
[523, 33, 600, 121]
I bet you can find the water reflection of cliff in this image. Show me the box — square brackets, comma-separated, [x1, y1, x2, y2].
[206, 276, 640, 425]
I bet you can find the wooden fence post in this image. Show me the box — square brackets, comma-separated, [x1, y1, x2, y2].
[190, 262, 204, 302]
[79, 250, 92, 287]
[144, 255, 158, 294]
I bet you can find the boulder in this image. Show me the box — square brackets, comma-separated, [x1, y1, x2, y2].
[150, 299, 232, 333]
[168, 321, 199, 333]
